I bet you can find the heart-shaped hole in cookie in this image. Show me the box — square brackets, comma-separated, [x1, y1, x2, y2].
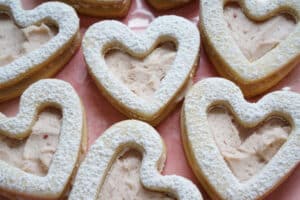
[98, 149, 175, 199]
[0, 13, 57, 67]
[223, 3, 296, 62]
[105, 42, 177, 100]
[208, 105, 291, 182]
[0, 107, 61, 177]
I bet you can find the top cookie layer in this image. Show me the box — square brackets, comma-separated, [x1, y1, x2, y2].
[182, 78, 300, 200]
[83, 15, 200, 125]
[0, 79, 84, 199]
[69, 120, 202, 200]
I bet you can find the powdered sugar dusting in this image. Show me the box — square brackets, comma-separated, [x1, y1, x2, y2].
[83, 16, 200, 124]
[0, 79, 84, 199]
[282, 86, 291, 91]
[69, 120, 202, 200]
[182, 78, 300, 200]
[0, 0, 79, 87]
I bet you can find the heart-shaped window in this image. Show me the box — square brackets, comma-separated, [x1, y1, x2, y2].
[0, 13, 57, 67]
[223, 3, 296, 62]
[98, 150, 175, 199]
[105, 42, 176, 100]
[208, 105, 291, 181]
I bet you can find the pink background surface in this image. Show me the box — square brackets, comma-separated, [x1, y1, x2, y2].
[1, 0, 300, 199]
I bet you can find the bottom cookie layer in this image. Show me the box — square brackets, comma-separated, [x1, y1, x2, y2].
[60, 0, 131, 18]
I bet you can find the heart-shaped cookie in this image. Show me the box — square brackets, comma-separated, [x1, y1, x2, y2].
[0, 79, 86, 199]
[147, 0, 192, 10]
[181, 78, 300, 200]
[69, 120, 202, 200]
[83, 16, 200, 125]
[0, 0, 80, 102]
[200, 0, 300, 97]
[59, 0, 131, 17]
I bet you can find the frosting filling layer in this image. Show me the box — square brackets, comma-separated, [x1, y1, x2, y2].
[208, 106, 291, 181]
[0, 14, 57, 66]
[97, 150, 174, 200]
[224, 4, 296, 62]
[0, 108, 61, 177]
[105, 43, 176, 99]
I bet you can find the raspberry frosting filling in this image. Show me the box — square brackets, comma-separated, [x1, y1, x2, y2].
[0, 14, 56, 67]
[224, 4, 296, 62]
[105, 43, 176, 99]
[0, 109, 61, 177]
[98, 150, 174, 200]
[208, 106, 291, 181]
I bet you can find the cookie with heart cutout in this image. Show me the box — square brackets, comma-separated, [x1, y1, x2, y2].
[147, 0, 193, 10]
[200, 0, 300, 97]
[0, 0, 80, 102]
[181, 77, 300, 200]
[69, 120, 202, 200]
[0, 79, 86, 200]
[59, 0, 131, 17]
[83, 15, 200, 126]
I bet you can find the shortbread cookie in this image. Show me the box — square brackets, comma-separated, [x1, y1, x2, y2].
[0, 0, 80, 102]
[83, 16, 200, 125]
[0, 79, 86, 199]
[181, 78, 300, 200]
[59, 0, 131, 17]
[69, 120, 202, 200]
[200, 0, 300, 97]
[147, 0, 192, 10]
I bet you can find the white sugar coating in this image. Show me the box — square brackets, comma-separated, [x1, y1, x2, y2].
[282, 86, 291, 91]
[200, 0, 300, 79]
[83, 15, 200, 123]
[69, 120, 202, 200]
[182, 78, 300, 200]
[0, 0, 79, 87]
[0, 79, 84, 199]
